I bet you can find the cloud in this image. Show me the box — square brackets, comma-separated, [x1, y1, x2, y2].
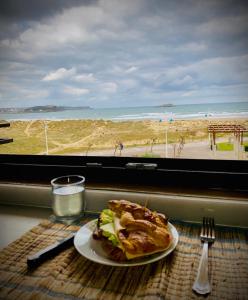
[22, 89, 50, 99]
[118, 79, 138, 89]
[197, 14, 248, 38]
[0, 1, 142, 60]
[73, 73, 96, 83]
[156, 54, 248, 89]
[101, 82, 118, 93]
[0, 7, 100, 59]
[0, 0, 92, 21]
[190, 55, 248, 85]
[0, 0, 248, 107]
[170, 75, 195, 87]
[125, 66, 138, 74]
[182, 90, 196, 97]
[1, 87, 50, 101]
[63, 86, 90, 96]
[175, 42, 207, 53]
[42, 68, 96, 86]
[180, 83, 248, 103]
[42, 67, 76, 81]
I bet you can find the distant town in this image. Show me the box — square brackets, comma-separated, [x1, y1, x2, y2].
[0, 105, 92, 113]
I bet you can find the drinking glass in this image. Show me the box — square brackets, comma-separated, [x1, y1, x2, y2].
[51, 175, 85, 224]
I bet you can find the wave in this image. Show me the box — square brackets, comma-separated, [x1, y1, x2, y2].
[112, 113, 164, 120]
[112, 111, 248, 121]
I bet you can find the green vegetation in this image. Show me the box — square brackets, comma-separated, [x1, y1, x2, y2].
[217, 142, 248, 151]
[0, 119, 247, 155]
[216, 142, 234, 151]
[140, 152, 161, 158]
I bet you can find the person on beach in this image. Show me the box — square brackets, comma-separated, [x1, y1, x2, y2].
[114, 141, 124, 156]
[119, 142, 124, 155]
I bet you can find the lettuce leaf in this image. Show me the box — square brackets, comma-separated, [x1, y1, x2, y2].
[100, 209, 114, 225]
[99, 213, 119, 247]
[102, 230, 119, 246]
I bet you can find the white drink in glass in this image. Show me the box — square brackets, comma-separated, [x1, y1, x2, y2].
[52, 185, 85, 218]
[51, 175, 85, 223]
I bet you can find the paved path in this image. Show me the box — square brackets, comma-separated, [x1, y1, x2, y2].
[78, 139, 248, 160]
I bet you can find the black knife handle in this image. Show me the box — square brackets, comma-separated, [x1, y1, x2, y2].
[27, 233, 75, 268]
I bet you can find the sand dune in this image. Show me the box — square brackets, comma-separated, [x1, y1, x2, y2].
[0, 118, 247, 159]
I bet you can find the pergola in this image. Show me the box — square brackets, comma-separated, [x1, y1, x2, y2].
[208, 124, 248, 147]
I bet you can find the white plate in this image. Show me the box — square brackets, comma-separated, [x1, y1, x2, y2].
[74, 219, 179, 267]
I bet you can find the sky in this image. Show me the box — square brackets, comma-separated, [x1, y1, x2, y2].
[0, 0, 248, 108]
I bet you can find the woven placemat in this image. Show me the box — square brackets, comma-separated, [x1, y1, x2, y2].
[0, 219, 248, 300]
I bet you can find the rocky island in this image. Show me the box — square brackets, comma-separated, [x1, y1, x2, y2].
[0, 105, 92, 114]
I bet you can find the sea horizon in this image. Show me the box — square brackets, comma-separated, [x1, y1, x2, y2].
[1, 101, 248, 122]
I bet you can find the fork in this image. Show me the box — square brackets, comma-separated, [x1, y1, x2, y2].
[192, 217, 215, 295]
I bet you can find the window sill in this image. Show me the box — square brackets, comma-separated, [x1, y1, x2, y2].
[0, 182, 247, 228]
[0, 204, 51, 249]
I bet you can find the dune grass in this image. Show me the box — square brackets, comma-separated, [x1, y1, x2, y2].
[0, 119, 247, 155]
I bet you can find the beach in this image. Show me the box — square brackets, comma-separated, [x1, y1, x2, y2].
[0, 118, 247, 159]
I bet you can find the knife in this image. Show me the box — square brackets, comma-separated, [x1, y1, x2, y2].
[27, 232, 75, 268]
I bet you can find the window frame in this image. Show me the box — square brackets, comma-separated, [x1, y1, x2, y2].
[0, 154, 248, 194]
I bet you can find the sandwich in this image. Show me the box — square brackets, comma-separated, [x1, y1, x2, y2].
[93, 200, 172, 261]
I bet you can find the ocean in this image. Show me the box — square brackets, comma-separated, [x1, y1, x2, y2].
[1, 102, 248, 121]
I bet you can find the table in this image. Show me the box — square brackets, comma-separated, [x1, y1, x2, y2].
[0, 218, 247, 299]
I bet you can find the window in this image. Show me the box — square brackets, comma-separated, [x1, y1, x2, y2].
[0, 1, 248, 193]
